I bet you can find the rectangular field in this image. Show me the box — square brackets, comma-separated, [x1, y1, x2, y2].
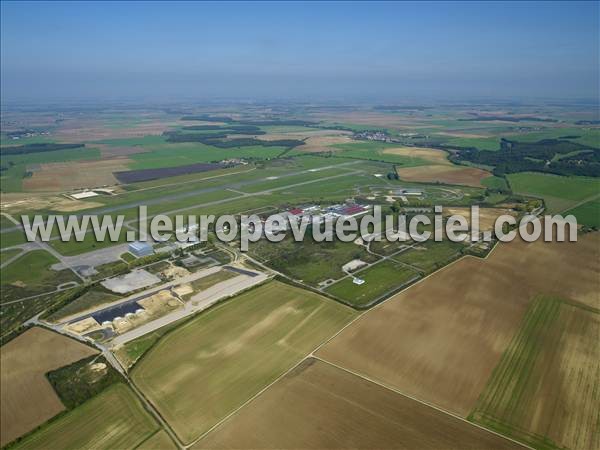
[325, 260, 420, 307]
[196, 358, 524, 449]
[113, 162, 229, 183]
[316, 233, 599, 419]
[470, 296, 599, 450]
[0, 327, 98, 446]
[132, 281, 357, 443]
[507, 172, 600, 212]
[11, 383, 160, 450]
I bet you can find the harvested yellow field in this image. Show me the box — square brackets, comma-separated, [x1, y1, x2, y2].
[316, 233, 599, 418]
[444, 207, 516, 231]
[0, 327, 98, 446]
[383, 146, 451, 164]
[23, 158, 131, 191]
[0, 192, 102, 213]
[197, 358, 525, 450]
[298, 134, 354, 152]
[397, 164, 492, 187]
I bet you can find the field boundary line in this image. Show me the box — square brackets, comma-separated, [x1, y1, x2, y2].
[185, 294, 366, 448]
[185, 351, 308, 448]
[311, 355, 533, 450]
[121, 167, 257, 195]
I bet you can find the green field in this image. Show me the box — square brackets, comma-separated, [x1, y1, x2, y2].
[0, 250, 79, 303]
[12, 384, 159, 450]
[0, 248, 23, 265]
[565, 198, 600, 228]
[469, 296, 600, 450]
[482, 175, 509, 190]
[0, 230, 28, 249]
[439, 136, 501, 151]
[507, 172, 600, 212]
[248, 237, 379, 286]
[0, 147, 101, 192]
[325, 260, 420, 307]
[132, 281, 356, 443]
[48, 228, 129, 256]
[393, 240, 465, 273]
[114, 317, 190, 369]
[129, 142, 286, 170]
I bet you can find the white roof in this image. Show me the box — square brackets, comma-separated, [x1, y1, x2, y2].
[70, 191, 98, 199]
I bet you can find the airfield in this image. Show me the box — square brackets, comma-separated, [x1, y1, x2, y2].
[1, 104, 598, 450]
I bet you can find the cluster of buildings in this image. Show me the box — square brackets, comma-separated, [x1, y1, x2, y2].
[276, 203, 370, 224]
[353, 130, 391, 142]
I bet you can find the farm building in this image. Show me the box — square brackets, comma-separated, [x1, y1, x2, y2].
[69, 190, 99, 200]
[128, 241, 154, 257]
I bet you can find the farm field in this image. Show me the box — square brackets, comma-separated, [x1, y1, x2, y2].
[196, 358, 524, 450]
[443, 207, 516, 232]
[0, 250, 79, 303]
[332, 141, 434, 166]
[128, 142, 287, 169]
[11, 383, 160, 450]
[565, 198, 600, 228]
[316, 232, 599, 420]
[470, 296, 599, 450]
[381, 146, 452, 164]
[1, 146, 101, 193]
[325, 260, 420, 307]
[132, 281, 356, 443]
[507, 172, 600, 212]
[0, 327, 98, 446]
[396, 164, 492, 187]
[137, 430, 178, 450]
[114, 316, 190, 369]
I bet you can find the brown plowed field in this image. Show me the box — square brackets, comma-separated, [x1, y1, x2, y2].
[396, 164, 492, 187]
[0, 327, 98, 446]
[316, 233, 599, 418]
[196, 358, 525, 450]
[23, 158, 131, 191]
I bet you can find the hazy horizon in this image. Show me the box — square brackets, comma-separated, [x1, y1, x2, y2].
[1, 1, 599, 103]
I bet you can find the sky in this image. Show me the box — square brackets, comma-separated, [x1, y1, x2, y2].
[1, 1, 598, 103]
